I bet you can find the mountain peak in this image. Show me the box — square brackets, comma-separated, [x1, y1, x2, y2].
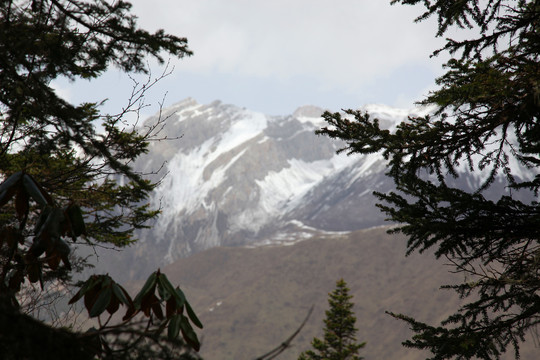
[170, 97, 199, 110]
[130, 99, 403, 266]
[292, 105, 325, 119]
[135, 99, 511, 268]
[102, 98, 537, 282]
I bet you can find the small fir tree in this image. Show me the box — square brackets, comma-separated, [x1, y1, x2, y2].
[299, 279, 366, 360]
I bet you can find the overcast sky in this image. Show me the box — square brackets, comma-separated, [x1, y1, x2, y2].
[54, 1, 450, 118]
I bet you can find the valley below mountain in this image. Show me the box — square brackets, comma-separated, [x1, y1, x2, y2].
[137, 226, 537, 360]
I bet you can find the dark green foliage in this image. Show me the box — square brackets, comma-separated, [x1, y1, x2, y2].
[298, 279, 365, 360]
[0, 1, 201, 358]
[317, 1, 540, 359]
[0, 0, 191, 247]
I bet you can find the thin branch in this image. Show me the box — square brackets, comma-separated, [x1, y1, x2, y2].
[254, 306, 314, 360]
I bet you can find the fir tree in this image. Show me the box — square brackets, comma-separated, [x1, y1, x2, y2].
[0, 1, 202, 358]
[317, 1, 540, 359]
[299, 279, 366, 360]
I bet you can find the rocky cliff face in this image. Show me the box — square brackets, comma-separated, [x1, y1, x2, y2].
[119, 97, 536, 274]
[128, 98, 431, 266]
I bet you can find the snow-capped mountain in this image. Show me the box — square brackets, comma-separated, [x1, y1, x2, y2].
[131, 98, 431, 265]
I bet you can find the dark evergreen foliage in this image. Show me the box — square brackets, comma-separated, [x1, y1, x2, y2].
[0, 1, 202, 358]
[0, 0, 191, 246]
[298, 279, 365, 360]
[317, 1, 540, 359]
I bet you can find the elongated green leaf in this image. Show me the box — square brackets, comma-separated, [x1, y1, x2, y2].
[69, 276, 100, 305]
[122, 304, 136, 321]
[31, 210, 63, 258]
[27, 262, 41, 283]
[102, 276, 112, 288]
[111, 282, 131, 306]
[152, 300, 164, 320]
[56, 238, 71, 269]
[179, 315, 200, 351]
[157, 273, 175, 294]
[69, 287, 86, 305]
[106, 296, 120, 315]
[134, 271, 158, 308]
[22, 174, 48, 207]
[158, 274, 185, 307]
[34, 206, 52, 234]
[47, 208, 64, 238]
[90, 287, 112, 317]
[185, 301, 203, 329]
[55, 238, 70, 256]
[166, 296, 177, 318]
[168, 314, 182, 340]
[0, 186, 17, 208]
[84, 286, 101, 313]
[157, 278, 167, 301]
[140, 293, 157, 317]
[35, 208, 64, 241]
[29, 234, 48, 257]
[175, 286, 187, 307]
[65, 204, 86, 237]
[15, 188, 29, 220]
[0, 171, 22, 194]
[25, 174, 54, 204]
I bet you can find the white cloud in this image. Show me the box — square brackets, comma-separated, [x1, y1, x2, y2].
[130, 1, 445, 90]
[50, 80, 72, 102]
[62, 1, 459, 115]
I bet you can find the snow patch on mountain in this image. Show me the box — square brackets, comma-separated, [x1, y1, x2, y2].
[218, 112, 267, 153]
[134, 98, 535, 265]
[132, 99, 434, 262]
[256, 154, 358, 215]
[152, 107, 269, 238]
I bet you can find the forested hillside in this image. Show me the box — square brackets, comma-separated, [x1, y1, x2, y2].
[155, 226, 535, 360]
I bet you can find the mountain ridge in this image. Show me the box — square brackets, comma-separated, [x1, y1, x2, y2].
[130, 98, 432, 267]
[99, 97, 538, 280]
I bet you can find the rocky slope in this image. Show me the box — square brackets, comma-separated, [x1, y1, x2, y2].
[128, 98, 431, 268]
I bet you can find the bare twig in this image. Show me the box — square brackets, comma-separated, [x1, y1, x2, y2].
[254, 306, 314, 360]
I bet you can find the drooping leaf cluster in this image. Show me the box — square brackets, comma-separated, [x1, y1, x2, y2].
[1, 171, 203, 358]
[318, 1, 540, 359]
[298, 279, 365, 360]
[69, 269, 203, 353]
[0, 171, 83, 288]
[0, 1, 201, 358]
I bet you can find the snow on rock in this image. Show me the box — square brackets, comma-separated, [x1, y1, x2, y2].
[131, 98, 533, 266]
[132, 99, 421, 263]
